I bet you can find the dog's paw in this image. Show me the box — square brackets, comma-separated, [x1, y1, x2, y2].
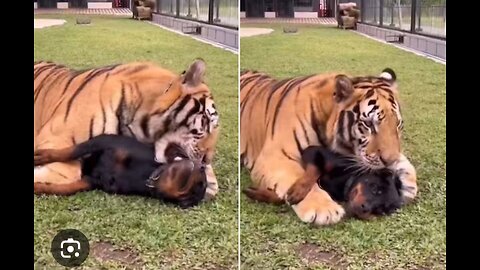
[291, 186, 345, 226]
[286, 179, 316, 205]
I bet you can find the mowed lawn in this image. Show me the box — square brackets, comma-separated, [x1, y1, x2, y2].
[34, 16, 238, 269]
[240, 24, 445, 270]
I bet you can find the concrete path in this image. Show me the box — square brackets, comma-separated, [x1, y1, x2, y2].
[34, 19, 66, 29]
[240, 28, 274, 37]
[241, 17, 337, 25]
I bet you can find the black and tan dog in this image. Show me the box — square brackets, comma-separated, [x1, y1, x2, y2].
[244, 146, 403, 220]
[34, 135, 207, 208]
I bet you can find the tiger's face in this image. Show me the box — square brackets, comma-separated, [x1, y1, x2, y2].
[331, 69, 403, 169]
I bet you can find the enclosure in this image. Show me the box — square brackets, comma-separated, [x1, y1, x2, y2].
[157, 0, 239, 28]
[353, 0, 446, 38]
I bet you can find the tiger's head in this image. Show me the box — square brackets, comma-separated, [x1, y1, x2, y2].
[136, 58, 219, 165]
[327, 68, 403, 170]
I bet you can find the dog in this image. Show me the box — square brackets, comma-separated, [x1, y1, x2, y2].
[243, 146, 403, 219]
[34, 134, 207, 209]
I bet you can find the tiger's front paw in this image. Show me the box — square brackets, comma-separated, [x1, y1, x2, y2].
[291, 185, 345, 226]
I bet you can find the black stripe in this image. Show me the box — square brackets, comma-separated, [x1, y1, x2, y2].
[271, 81, 299, 137]
[89, 117, 94, 139]
[368, 99, 376, 106]
[100, 102, 106, 133]
[116, 84, 126, 134]
[140, 115, 150, 138]
[37, 67, 68, 105]
[338, 110, 346, 139]
[178, 98, 201, 127]
[378, 87, 393, 95]
[298, 118, 310, 145]
[310, 100, 327, 146]
[64, 68, 113, 122]
[352, 103, 360, 115]
[345, 111, 354, 141]
[282, 149, 297, 161]
[240, 73, 263, 89]
[172, 95, 192, 119]
[34, 64, 56, 80]
[368, 105, 379, 116]
[293, 130, 303, 155]
[365, 89, 375, 99]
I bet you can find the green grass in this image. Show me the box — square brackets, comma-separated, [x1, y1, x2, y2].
[34, 16, 238, 269]
[240, 24, 445, 270]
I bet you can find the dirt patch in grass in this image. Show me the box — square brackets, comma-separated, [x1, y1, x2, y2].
[91, 241, 142, 268]
[296, 243, 348, 269]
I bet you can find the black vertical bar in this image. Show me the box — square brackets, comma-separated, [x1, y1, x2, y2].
[416, 0, 422, 31]
[176, 0, 180, 17]
[208, 0, 214, 24]
[411, 0, 416, 32]
[361, 0, 365, 22]
[379, 0, 384, 26]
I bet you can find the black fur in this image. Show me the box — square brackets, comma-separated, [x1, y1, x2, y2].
[301, 146, 403, 218]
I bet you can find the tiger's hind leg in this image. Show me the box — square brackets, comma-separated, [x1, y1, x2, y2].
[34, 138, 84, 194]
[252, 152, 345, 226]
[34, 177, 92, 195]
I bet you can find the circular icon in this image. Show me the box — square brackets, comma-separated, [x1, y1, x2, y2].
[51, 229, 89, 267]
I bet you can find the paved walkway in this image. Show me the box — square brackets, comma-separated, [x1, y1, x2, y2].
[34, 8, 132, 16]
[34, 19, 66, 29]
[240, 28, 274, 37]
[241, 17, 337, 25]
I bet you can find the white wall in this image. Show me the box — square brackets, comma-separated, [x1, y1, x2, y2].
[294, 12, 318, 18]
[88, 2, 113, 9]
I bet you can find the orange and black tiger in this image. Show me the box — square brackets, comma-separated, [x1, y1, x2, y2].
[34, 59, 219, 199]
[240, 68, 417, 225]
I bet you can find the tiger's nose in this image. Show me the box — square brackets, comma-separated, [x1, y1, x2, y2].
[379, 154, 395, 166]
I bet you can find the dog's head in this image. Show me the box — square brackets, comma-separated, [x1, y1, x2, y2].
[146, 142, 207, 208]
[345, 169, 403, 219]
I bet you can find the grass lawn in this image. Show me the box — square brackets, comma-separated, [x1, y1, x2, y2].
[240, 24, 445, 270]
[34, 15, 238, 269]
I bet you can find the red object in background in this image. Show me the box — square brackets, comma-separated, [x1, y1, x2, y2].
[113, 0, 121, 7]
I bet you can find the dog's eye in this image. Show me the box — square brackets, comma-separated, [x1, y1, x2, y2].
[369, 183, 379, 194]
[174, 157, 183, 161]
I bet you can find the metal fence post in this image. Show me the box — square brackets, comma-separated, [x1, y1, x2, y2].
[380, 0, 384, 26]
[416, 0, 422, 31]
[176, 0, 180, 17]
[360, 0, 365, 22]
[410, 0, 416, 32]
[208, 0, 214, 24]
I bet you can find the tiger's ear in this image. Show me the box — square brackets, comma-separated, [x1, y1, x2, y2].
[379, 68, 396, 81]
[183, 58, 206, 87]
[334, 75, 354, 102]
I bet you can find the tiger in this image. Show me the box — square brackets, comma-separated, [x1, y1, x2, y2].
[34, 59, 220, 200]
[240, 68, 417, 225]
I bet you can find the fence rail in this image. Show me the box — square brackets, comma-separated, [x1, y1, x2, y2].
[353, 0, 445, 39]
